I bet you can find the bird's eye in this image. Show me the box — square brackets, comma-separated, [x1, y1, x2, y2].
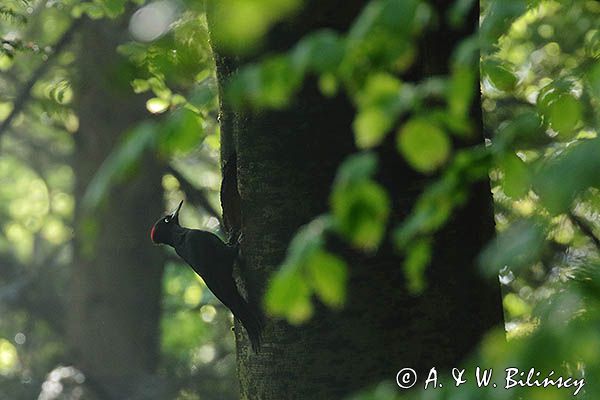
[164, 217, 169, 223]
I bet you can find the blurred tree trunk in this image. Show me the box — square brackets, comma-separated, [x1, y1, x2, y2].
[210, 1, 503, 399]
[68, 18, 166, 399]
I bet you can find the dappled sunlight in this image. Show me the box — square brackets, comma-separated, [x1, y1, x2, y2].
[0, 339, 18, 376]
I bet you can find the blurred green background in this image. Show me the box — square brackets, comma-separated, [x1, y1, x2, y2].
[0, 0, 599, 399]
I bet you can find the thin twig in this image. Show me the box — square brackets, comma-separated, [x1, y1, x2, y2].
[0, 17, 84, 138]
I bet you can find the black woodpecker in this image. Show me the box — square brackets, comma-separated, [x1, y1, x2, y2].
[151, 200, 262, 351]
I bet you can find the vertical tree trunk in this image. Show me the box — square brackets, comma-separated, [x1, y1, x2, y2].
[68, 18, 166, 399]
[210, 2, 503, 399]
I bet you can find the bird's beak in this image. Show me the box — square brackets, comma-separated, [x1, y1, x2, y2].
[171, 200, 183, 224]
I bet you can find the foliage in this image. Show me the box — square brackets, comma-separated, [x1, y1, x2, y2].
[210, 0, 600, 399]
[2, 0, 600, 399]
[0, 1, 230, 398]
[220, 0, 482, 318]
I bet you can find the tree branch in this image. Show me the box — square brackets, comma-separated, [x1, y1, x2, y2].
[167, 166, 223, 224]
[0, 17, 84, 138]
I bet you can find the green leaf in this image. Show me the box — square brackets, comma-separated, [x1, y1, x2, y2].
[100, 0, 126, 18]
[353, 107, 393, 149]
[496, 111, 545, 149]
[356, 73, 402, 109]
[499, 153, 530, 199]
[146, 97, 170, 114]
[586, 63, 600, 100]
[334, 152, 379, 187]
[404, 238, 431, 294]
[331, 180, 390, 251]
[534, 138, 600, 214]
[546, 94, 582, 139]
[307, 250, 348, 308]
[331, 153, 390, 249]
[284, 216, 331, 266]
[131, 79, 150, 94]
[257, 56, 298, 108]
[397, 118, 451, 173]
[479, 0, 527, 53]
[448, 0, 476, 28]
[448, 65, 476, 119]
[503, 293, 531, 319]
[188, 78, 218, 110]
[394, 180, 455, 248]
[226, 56, 302, 109]
[73, 3, 105, 19]
[158, 108, 205, 155]
[207, 0, 302, 54]
[318, 73, 338, 97]
[481, 59, 517, 92]
[264, 268, 313, 325]
[536, 83, 564, 114]
[353, 73, 404, 148]
[394, 147, 491, 249]
[291, 30, 344, 74]
[116, 42, 147, 64]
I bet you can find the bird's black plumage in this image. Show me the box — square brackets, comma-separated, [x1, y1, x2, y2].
[151, 201, 262, 351]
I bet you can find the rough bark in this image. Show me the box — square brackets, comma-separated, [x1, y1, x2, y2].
[210, 1, 503, 399]
[68, 18, 166, 399]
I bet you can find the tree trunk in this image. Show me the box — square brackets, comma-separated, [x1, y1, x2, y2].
[210, 2, 503, 399]
[68, 18, 166, 399]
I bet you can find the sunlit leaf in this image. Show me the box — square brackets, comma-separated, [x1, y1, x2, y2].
[146, 97, 170, 114]
[353, 108, 393, 149]
[284, 216, 331, 266]
[481, 58, 517, 92]
[545, 94, 582, 139]
[331, 180, 390, 251]
[100, 0, 126, 18]
[307, 250, 348, 308]
[479, 0, 527, 53]
[131, 79, 150, 93]
[397, 118, 451, 173]
[503, 292, 531, 319]
[265, 268, 313, 325]
[72, 3, 105, 19]
[330, 153, 389, 251]
[394, 180, 454, 249]
[448, 65, 476, 120]
[499, 153, 530, 199]
[0, 339, 18, 375]
[404, 237, 431, 294]
[318, 73, 338, 97]
[256, 56, 301, 108]
[158, 108, 205, 155]
[353, 73, 403, 148]
[355, 73, 402, 109]
[207, 0, 302, 53]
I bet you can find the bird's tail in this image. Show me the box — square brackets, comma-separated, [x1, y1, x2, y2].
[230, 292, 264, 352]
